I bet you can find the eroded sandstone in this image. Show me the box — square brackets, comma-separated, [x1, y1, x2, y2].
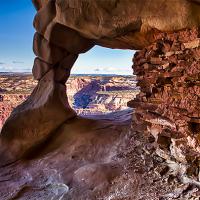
[0, 70, 76, 165]
[33, 0, 200, 49]
[0, 0, 200, 198]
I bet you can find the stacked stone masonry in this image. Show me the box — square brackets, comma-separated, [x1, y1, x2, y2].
[128, 28, 200, 180]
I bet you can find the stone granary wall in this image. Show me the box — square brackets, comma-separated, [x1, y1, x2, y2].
[0, 0, 200, 178]
[128, 28, 200, 181]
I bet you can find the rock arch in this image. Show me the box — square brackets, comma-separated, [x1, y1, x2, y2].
[0, 0, 200, 171]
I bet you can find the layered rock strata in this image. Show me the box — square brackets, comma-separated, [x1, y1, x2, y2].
[128, 28, 200, 182]
[0, 75, 138, 130]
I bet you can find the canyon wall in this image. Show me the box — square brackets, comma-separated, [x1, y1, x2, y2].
[67, 76, 138, 115]
[0, 75, 138, 129]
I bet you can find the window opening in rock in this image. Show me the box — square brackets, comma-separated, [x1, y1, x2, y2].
[67, 46, 140, 116]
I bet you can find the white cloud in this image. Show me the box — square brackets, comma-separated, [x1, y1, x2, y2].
[12, 61, 24, 64]
[93, 66, 132, 75]
[0, 61, 31, 72]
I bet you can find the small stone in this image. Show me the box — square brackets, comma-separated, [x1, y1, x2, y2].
[162, 42, 171, 53]
[162, 63, 170, 69]
[170, 139, 187, 163]
[175, 50, 183, 55]
[150, 57, 163, 65]
[165, 51, 175, 57]
[183, 39, 200, 49]
[155, 148, 171, 160]
[190, 118, 200, 124]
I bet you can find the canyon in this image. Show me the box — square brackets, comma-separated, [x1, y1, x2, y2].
[0, 0, 200, 199]
[0, 73, 138, 129]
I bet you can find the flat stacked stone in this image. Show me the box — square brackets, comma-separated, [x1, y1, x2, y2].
[128, 28, 200, 179]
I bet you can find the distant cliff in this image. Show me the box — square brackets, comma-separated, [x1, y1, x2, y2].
[66, 75, 139, 115]
[0, 74, 139, 129]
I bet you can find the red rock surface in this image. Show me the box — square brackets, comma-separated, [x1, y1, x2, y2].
[32, 0, 200, 50]
[129, 28, 200, 183]
[67, 76, 139, 115]
[0, 74, 138, 129]
[0, 1, 200, 199]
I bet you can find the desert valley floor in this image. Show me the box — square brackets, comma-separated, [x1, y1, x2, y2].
[0, 73, 139, 129]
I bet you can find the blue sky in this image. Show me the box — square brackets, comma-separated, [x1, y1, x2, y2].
[0, 1, 134, 75]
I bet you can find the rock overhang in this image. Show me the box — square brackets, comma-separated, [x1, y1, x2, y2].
[30, 0, 200, 183]
[32, 0, 200, 50]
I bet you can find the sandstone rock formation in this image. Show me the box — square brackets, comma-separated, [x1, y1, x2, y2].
[0, 0, 200, 198]
[68, 76, 138, 114]
[31, 0, 200, 50]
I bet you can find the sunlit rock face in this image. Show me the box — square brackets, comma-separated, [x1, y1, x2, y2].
[66, 76, 138, 115]
[0, 0, 200, 197]
[0, 75, 138, 131]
